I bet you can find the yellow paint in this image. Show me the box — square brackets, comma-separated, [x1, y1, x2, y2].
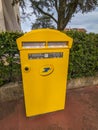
[16, 29, 73, 117]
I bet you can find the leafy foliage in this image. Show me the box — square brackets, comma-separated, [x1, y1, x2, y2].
[32, 15, 55, 29]
[0, 32, 23, 86]
[0, 31, 98, 86]
[12, 0, 98, 30]
[66, 31, 98, 79]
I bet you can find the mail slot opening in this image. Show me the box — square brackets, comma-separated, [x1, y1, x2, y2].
[22, 42, 46, 48]
[48, 42, 68, 48]
[28, 52, 63, 59]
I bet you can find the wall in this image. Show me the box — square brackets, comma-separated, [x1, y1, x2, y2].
[0, 0, 21, 31]
[0, 0, 5, 31]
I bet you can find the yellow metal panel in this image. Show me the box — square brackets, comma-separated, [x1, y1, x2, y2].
[16, 29, 73, 117]
[20, 49, 69, 116]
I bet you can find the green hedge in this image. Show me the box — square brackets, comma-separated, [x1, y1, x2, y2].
[66, 31, 98, 79]
[0, 31, 98, 86]
[0, 32, 23, 86]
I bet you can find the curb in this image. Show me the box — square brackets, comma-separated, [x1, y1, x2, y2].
[67, 76, 98, 89]
[0, 76, 98, 102]
[0, 82, 23, 102]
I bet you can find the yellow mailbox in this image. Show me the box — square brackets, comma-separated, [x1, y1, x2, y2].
[16, 29, 73, 117]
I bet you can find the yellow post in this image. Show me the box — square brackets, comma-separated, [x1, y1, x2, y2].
[16, 29, 73, 117]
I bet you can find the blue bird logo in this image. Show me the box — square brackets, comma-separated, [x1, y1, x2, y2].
[43, 67, 51, 72]
[40, 65, 54, 76]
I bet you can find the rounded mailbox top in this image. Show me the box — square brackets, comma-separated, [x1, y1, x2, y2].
[16, 28, 73, 50]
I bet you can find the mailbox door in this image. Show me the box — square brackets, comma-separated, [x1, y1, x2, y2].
[20, 49, 69, 117]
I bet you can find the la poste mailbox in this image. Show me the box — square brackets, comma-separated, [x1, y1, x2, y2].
[16, 29, 73, 117]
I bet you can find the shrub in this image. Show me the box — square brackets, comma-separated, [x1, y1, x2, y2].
[66, 31, 98, 79]
[0, 32, 23, 86]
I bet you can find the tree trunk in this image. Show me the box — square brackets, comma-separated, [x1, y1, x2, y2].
[57, 0, 79, 30]
[57, 0, 66, 30]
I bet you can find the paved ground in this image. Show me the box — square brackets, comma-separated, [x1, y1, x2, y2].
[0, 86, 98, 130]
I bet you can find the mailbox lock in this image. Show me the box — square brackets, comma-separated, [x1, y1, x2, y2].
[24, 66, 30, 72]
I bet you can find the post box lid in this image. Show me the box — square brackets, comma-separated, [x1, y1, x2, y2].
[16, 28, 73, 50]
